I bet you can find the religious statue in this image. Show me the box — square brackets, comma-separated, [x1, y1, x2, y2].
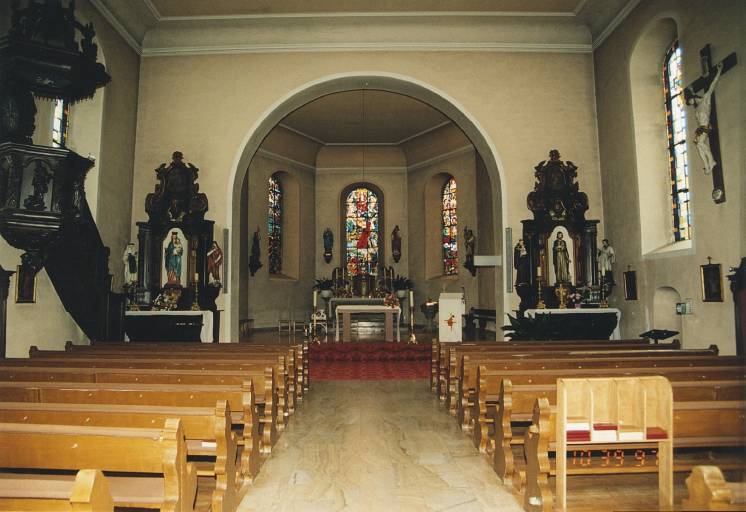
[207, 241, 223, 285]
[164, 231, 184, 286]
[323, 228, 333, 263]
[391, 225, 402, 263]
[552, 231, 571, 285]
[122, 242, 138, 286]
[597, 238, 615, 283]
[249, 227, 262, 276]
[685, 62, 723, 175]
[23, 161, 51, 211]
[463, 227, 476, 276]
[513, 238, 530, 285]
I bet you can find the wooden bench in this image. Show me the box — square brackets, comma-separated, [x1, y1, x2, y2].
[0, 418, 197, 511]
[430, 339, 678, 396]
[12, 356, 290, 427]
[31, 347, 300, 415]
[0, 400, 247, 511]
[472, 364, 746, 452]
[0, 379, 268, 463]
[0, 469, 113, 512]
[683, 465, 746, 511]
[453, 350, 730, 426]
[64, 341, 309, 396]
[522, 398, 746, 512]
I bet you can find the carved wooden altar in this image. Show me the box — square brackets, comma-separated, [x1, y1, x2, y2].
[517, 150, 600, 312]
[133, 152, 220, 339]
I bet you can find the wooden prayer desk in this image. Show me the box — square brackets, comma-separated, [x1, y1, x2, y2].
[335, 305, 401, 342]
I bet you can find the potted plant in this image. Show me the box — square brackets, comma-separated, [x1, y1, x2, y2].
[313, 277, 335, 300]
[392, 275, 413, 300]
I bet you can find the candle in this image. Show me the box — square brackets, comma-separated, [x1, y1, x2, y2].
[194, 272, 199, 281]
[537, 266, 542, 277]
[313, 290, 318, 310]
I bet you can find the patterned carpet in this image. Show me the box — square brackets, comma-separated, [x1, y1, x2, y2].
[309, 342, 430, 380]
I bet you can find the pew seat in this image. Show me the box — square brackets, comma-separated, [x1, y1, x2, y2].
[0, 469, 113, 512]
[0, 419, 197, 512]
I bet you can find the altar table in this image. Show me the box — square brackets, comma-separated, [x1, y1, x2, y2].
[124, 310, 214, 343]
[335, 305, 401, 342]
[525, 307, 621, 340]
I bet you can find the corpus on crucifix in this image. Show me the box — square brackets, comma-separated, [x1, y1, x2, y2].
[683, 44, 737, 203]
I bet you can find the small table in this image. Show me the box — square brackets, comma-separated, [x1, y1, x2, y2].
[335, 305, 401, 342]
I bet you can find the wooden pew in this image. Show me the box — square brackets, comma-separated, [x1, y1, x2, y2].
[522, 398, 746, 512]
[30, 347, 299, 416]
[472, 364, 746, 452]
[491, 378, 746, 489]
[14, 355, 291, 426]
[0, 469, 113, 512]
[453, 350, 729, 425]
[0, 379, 267, 464]
[683, 465, 746, 511]
[0, 400, 248, 511]
[64, 341, 309, 396]
[430, 339, 676, 396]
[0, 363, 284, 430]
[0, 419, 197, 512]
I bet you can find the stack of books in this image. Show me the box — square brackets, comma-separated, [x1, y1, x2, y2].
[591, 422, 618, 442]
[566, 418, 591, 442]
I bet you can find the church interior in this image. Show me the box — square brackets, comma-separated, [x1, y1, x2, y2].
[0, 0, 744, 511]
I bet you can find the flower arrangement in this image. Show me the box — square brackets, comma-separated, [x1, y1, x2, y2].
[383, 293, 400, 308]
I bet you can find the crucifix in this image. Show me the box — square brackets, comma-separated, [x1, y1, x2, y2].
[684, 44, 737, 204]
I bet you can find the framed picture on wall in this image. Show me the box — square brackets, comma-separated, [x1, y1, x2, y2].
[623, 270, 637, 301]
[701, 260, 723, 302]
[15, 265, 36, 304]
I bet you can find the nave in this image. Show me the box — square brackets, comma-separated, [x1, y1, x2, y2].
[238, 380, 523, 512]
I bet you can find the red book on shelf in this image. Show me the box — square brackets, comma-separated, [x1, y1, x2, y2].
[567, 430, 591, 442]
[593, 423, 618, 431]
[646, 427, 668, 439]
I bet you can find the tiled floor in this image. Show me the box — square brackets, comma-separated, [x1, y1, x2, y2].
[238, 380, 523, 512]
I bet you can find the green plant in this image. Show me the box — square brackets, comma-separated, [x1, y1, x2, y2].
[313, 278, 334, 291]
[501, 313, 556, 341]
[392, 275, 414, 291]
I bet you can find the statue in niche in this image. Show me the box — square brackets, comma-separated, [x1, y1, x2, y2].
[323, 228, 333, 264]
[552, 232, 571, 285]
[463, 227, 476, 276]
[514, 238, 530, 285]
[685, 62, 723, 175]
[597, 238, 615, 283]
[207, 241, 223, 286]
[249, 227, 262, 276]
[164, 231, 184, 286]
[122, 243, 138, 285]
[391, 225, 402, 263]
[23, 161, 51, 211]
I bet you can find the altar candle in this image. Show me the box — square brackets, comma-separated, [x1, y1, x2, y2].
[537, 266, 542, 277]
[409, 290, 415, 325]
[313, 290, 318, 310]
[194, 272, 199, 282]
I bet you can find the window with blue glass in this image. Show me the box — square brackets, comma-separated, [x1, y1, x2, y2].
[344, 187, 379, 276]
[663, 41, 691, 241]
[441, 176, 458, 275]
[267, 173, 283, 274]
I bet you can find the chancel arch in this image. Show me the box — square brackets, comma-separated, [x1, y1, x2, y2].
[227, 73, 506, 340]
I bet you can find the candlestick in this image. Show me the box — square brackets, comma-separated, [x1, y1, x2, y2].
[313, 290, 318, 310]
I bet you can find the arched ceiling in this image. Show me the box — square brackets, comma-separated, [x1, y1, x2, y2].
[280, 91, 450, 145]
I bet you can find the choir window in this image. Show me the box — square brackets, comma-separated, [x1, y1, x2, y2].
[267, 173, 283, 275]
[441, 176, 458, 275]
[344, 186, 380, 276]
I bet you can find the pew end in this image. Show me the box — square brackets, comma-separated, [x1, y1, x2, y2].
[0, 469, 114, 512]
[683, 465, 746, 511]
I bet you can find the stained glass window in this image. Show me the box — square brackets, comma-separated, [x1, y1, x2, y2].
[267, 173, 283, 275]
[345, 187, 379, 276]
[663, 41, 691, 241]
[51, 98, 70, 148]
[442, 177, 458, 275]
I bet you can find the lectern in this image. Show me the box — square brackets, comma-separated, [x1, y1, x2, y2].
[438, 292, 465, 342]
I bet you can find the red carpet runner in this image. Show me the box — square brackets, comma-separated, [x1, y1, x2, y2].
[309, 342, 430, 380]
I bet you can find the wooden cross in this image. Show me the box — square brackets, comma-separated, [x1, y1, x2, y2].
[684, 44, 737, 204]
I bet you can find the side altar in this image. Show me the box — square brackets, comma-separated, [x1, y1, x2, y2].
[515, 150, 612, 313]
[123, 152, 222, 342]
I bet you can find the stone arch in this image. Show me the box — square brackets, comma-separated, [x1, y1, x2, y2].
[225, 73, 507, 341]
